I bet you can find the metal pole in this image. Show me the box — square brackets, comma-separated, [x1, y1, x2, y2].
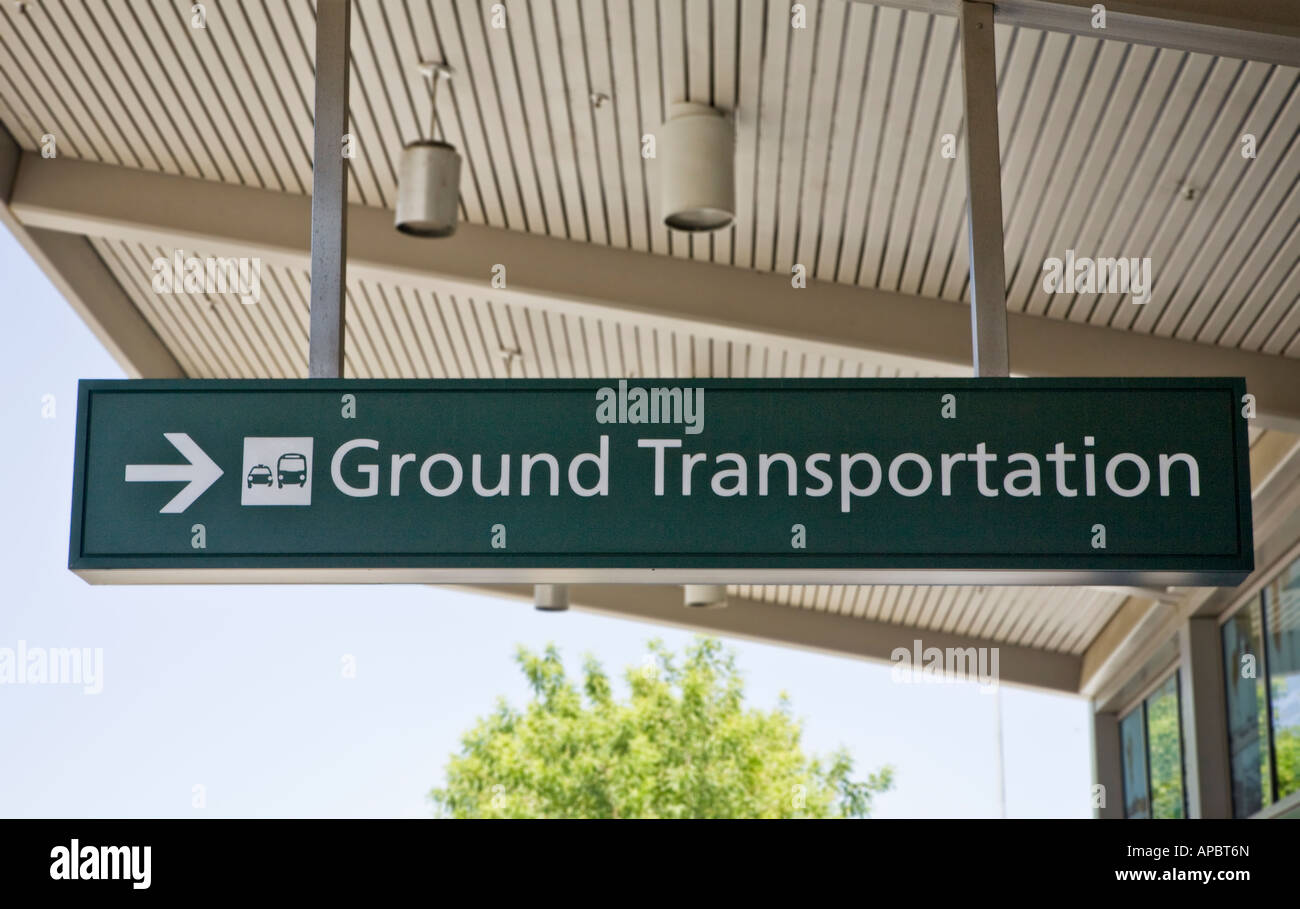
[308, 0, 351, 379]
[959, 1, 1010, 378]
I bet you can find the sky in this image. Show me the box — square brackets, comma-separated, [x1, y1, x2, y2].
[0, 223, 1092, 818]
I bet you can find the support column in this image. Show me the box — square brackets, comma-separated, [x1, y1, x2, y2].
[959, 1, 1010, 378]
[1092, 709, 1125, 819]
[1179, 617, 1233, 817]
[308, 0, 352, 379]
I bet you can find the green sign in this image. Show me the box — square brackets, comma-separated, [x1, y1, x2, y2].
[69, 378, 1253, 586]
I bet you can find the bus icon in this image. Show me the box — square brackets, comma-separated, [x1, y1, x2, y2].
[277, 453, 308, 487]
[241, 437, 313, 506]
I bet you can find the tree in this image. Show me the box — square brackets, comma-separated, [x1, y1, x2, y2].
[430, 637, 893, 818]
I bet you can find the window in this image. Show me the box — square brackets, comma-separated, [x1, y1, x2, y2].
[1146, 676, 1186, 817]
[1120, 710, 1149, 818]
[1120, 671, 1186, 818]
[1223, 603, 1269, 815]
[1221, 552, 1300, 816]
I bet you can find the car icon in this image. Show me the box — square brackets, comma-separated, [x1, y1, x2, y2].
[247, 464, 274, 488]
[277, 453, 308, 488]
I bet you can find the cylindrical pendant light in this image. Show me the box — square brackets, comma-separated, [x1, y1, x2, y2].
[659, 103, 735, 232]
[534, 584, 569, 612]
[684, 584, 728, 608]
[395, 63, 462, 238]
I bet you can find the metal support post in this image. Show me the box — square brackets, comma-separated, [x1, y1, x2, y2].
[308, 0, 352, 379]
[959, 1, 1010, 378]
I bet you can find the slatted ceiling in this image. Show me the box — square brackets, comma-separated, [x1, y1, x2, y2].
[731, 0, 762, 268]
[851, 584, 875, 619]
[897, 584, 924, 625]
[455, 0, 534, 232]
[1068, 596, 1121, 653]
[765, 0, 812, 274]
[1095, 54, 1239, 329]
[825, 586, 845, 616]
[1005, 39, 1124, 312]
[831, 6, 891, 285]
[811, 587, 832, 616]
[950, 584, 995, 635]
[1042, 47, 1167, 320]
[348, 5, 404, 207]
[1261, 261, 1300, 357]
[961, 585, 999, 637]
[1120, 59, 1283, 336]
[1202, 95, 1300, 346]
[1121, 60, 1270, 332]
[873, 584, 901, 622]
[149, 1, 255, 183]
[5, 2, 1296, 358]
[1236, 227, 1300, 351]
[873, 585, 901, 622]
[656, 0, 689, 260]
[1003, 586, 1056, 642]
[41, 4, 157, 171]
[829, 585, 852, 616]
[1043, 591, 1096, 651]
[857, 11, 929, 288]
[998, 586, 1051, 641]
[547, 0, 607, 242]
[88, 234, 950, 382]
[923, 23, 1004, 301]
[1003, 33, 1300, 350]
[1194, 179, 1300, 345]
[902, 586, 932, 626]
[925, 586, 962, 629]
[727, 582, 1125, 655]
[1004, 35, 1100, 303]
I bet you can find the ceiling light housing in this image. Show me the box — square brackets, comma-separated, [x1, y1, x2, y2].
[396, 62, 460, 238]
[395, 140, 462, 238]
[684, 584, 728, 608]
[660, 102, 735, 233]
[534, 583, 569, 612]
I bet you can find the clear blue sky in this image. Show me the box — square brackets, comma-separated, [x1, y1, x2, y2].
[0, 224, 1091, 818]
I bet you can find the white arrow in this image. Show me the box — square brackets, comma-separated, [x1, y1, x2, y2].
[124, 432, 224, 514]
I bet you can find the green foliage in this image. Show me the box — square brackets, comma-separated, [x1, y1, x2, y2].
[1144, 682, 1184, 819]
[1274, 727, 1300, 800]
[430, 637, 893, 818]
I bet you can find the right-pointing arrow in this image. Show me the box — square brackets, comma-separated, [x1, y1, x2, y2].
[124, 433, 224, 514]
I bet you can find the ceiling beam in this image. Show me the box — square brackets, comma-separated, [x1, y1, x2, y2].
[11, 153, 1300, 430]
[1081, 435, 1300, 699]
[0, 130, 182, 379]
[454, 582, 1084, 694]
[859, 0, 1300, 66]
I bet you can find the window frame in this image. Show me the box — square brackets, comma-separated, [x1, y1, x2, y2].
[1118, 664, 1186, 819]
[1216, 538, 1300, 817]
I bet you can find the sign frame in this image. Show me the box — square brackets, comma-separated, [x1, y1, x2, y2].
[68, 377, 1254, 587]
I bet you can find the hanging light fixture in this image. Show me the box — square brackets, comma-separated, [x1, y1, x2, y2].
[534, 584, 569, 612]
[684, 585, 727, 608]
[395, 62, 462, 238]
[659, 103, 735, 232]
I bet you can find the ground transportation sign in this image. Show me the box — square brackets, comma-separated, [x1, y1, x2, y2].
[68, 377, 1253, 586]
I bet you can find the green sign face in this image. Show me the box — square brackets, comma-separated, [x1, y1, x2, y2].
[69, 378, 1253, 586]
